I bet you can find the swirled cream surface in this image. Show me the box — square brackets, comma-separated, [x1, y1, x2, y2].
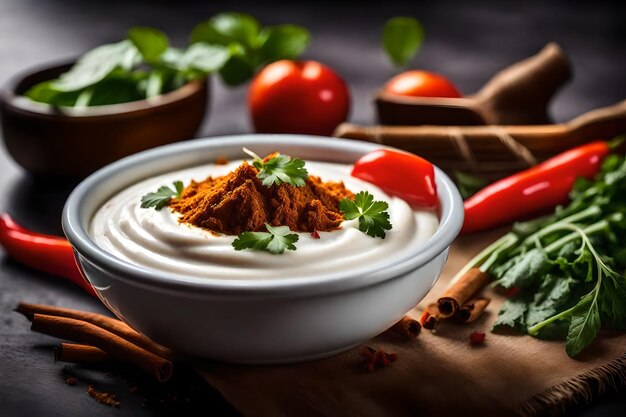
[90, 160, 439, 280]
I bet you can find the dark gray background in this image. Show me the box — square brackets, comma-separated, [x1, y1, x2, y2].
[1, 0, 625, 416]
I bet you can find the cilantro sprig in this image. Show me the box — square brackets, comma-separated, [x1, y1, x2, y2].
[339, 191, 393, 239]
[140, 181, 183, 210]
[232, 223, 299, 254]
[243, 148, 309, 187]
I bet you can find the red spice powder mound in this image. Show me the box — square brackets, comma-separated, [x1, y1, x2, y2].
[170, 162, 354, 235]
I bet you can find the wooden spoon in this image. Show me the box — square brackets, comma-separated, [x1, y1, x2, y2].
[335, 99, 626, 181]
[376, 43, 572, 126]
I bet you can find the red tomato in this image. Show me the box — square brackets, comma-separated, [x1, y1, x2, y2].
[383, 70, 461, 98]
[249, 60, 350, 136]
[352, 149, 438, 208]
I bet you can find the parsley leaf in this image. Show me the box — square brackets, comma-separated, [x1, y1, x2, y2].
[339, 191, 393, 238]
[494, 248, 551, 289]
[140, 181, 183, 210]
[492, 297, 529, 333]
[232, 223, 299, 254]
[243, 148, 309, 187]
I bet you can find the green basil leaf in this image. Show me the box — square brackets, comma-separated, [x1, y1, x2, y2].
[382, 17, 424, 67]
[51, 40, 141, 92]
[191, 22, 229, 46]
[159, 47, 185, 70]
[191, 12, 260, 48]
[144, 71, 164, 98]
[128, 26, 169, 62]
[259, 24, 310, 63]
[24, 81, 62, 104]
[86, 76, 145, 106]
[181, 43, 230, 74]
[218, 45, 256, 86]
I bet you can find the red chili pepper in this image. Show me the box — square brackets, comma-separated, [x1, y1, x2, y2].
[462, 141, 610, 234]
[351, 149, 438, 208]
[0, 213, 96, 297]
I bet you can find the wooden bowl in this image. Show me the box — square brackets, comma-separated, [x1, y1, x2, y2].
[0, 61, 209, 178]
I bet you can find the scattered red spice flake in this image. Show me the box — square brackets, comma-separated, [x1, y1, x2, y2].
[64, 376, 78, 386]
[215, 156, 229, 165]
[87, 384, 121, 408]
[469, 331, 486, 346]
[503, 287, 520, 298]
[311, 229, 321, 239]
[360, 346, 398, 372]
[129, 386, 139, 394]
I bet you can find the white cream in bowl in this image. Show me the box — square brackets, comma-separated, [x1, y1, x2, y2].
[90, 159, 439, 280]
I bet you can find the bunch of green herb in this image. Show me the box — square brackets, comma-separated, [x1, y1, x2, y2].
[25, 13, 310, 107]
[458, 154, 626, 357]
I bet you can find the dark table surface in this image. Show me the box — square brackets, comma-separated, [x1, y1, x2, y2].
[1, 0, 625, 416]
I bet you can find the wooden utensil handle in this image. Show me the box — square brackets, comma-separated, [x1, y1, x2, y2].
[475, 42, 572, 125]
[567, 99, 626, 142]
[334, 100, 626, 143]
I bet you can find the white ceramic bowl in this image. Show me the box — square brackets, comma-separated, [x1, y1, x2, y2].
[63, 135, 463, 364]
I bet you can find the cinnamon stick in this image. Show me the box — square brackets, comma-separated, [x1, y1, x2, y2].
[455, 298, 491, 323]
[420, 303, 442, 330]
[31, 314, 172, 382]
[54, 343, 110, 363]
[437, 268, 491, 318]
[389, 315, 421, 339]
[16, 302, 175, 361]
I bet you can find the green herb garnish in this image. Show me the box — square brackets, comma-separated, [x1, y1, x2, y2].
[339, 191, 392, 239]
[140, 181, 183, 210]
[382, 17, 424, 67]
[232, 223, 299, 255]
[243, 148, 309, 187]
[460, 152, 626, 357]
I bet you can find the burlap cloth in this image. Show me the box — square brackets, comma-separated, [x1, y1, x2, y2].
[196, 230, 626, 417]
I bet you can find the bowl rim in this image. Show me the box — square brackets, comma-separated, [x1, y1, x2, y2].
[0, 59, 207, 119]
[63, 135, 464, 296]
